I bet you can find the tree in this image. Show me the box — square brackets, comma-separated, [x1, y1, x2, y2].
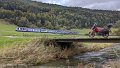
[114, 20, 120, 28]
[17, 17, 29, 27]
[113, 20, 120, 35]
[44, 21, 53, 29]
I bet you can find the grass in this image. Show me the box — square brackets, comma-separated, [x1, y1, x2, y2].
[0, 19, 114, 65]
[82, 43, 113, 52]
[0, 19, 91, 48]
[0, 39, 80, 64]
[0, 20, 85, 49]
[0, 19, 89, 50]
[0, 19, 114, 47]
[71, 29, 90, 35]
[0, 19, 117, 39]
[102, 60, 120, 68]
[0, 19, 90, 38]
[0, 36, 32, 49]
[77, 60, 120, 68]
[0, 38, 113, 65]
[0, 20, 34, 47]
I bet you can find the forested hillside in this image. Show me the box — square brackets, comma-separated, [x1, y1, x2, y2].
[0, 0, 120, 29]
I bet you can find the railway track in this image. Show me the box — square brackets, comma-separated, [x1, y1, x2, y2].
[54, 38, 120, 43]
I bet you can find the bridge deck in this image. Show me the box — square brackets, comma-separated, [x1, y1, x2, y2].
[54, 38, 120, 43]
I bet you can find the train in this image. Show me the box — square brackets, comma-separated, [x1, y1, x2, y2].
[16, 27, 79, 35]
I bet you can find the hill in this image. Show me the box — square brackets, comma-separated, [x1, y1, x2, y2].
[0, 0, 120, 29]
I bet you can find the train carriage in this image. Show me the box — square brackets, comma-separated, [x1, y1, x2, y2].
[16, 27, 79, 35]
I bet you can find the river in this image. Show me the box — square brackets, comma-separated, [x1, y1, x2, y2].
[1, 43, 120, 68]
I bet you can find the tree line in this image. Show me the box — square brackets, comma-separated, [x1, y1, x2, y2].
[0, 0, 120, 29]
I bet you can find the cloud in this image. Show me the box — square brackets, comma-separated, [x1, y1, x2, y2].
[32, 0, 120, 10]
[117, 9, 120, 11]
[83, 1, 119, 10]
[32, 0, 69, 5]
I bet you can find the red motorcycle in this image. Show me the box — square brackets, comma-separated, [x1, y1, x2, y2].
[89, 23, 113, 38]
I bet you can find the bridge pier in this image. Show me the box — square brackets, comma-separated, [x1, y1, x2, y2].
[56, 42, 73, 50]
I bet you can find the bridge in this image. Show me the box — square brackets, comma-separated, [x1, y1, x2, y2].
[52, 38, 120, 49]
[54, 38, 120, 43]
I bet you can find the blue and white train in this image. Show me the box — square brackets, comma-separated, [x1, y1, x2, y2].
[16, 27, 78, 34]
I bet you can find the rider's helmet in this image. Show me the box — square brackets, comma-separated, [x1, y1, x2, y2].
[93, 23, 97, 27]
[107, 23, 113, 28]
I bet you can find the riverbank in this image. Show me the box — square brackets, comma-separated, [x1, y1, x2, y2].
[75, 43, 120, 68]
[77, 60, 120, 68]
[0, 39, 113, 65]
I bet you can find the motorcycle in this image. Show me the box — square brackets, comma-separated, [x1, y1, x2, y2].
[89, 23, 113, 38]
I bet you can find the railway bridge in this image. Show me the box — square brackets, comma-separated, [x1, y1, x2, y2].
[53, 38, 120, 49]
[54, 38, 120, 43]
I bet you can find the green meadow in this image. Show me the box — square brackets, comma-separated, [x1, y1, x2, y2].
[0, 19, 115, 48]
[0, 20, 90, 37]
[0, 20, 114, 65]
[0, 19, 90, 47]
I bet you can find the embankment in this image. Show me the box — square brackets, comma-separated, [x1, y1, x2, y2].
[0, 39, 112, 65]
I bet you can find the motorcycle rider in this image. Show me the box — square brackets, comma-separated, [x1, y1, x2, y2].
[91, 23, 103, 33]
[89, 23, 113, 38]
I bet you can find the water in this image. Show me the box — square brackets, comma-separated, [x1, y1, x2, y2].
[75, 43, 120, 63]
[1, 43, 120, 68]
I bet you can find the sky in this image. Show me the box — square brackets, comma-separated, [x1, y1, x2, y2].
[32, 0, 120, 11]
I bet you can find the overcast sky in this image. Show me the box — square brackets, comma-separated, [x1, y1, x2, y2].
[32, 0, 120, 11]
